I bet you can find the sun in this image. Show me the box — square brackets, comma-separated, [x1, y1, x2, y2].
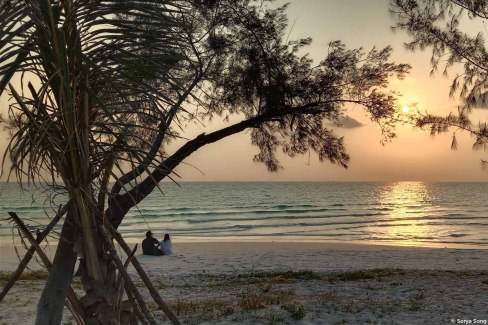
[402, 105, 410, 113]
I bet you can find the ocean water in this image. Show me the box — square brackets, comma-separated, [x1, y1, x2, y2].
[0, 182, 487, 248]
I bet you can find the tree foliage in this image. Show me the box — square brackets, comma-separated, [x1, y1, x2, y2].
[0, 0, 409, 323]
[391, 0, 488, 162]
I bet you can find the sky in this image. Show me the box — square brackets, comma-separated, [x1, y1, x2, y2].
[169, 0, 488, 182]
[1, 0, 487, 182]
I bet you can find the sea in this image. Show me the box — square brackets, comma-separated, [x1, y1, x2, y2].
[0, 182, 487, 248]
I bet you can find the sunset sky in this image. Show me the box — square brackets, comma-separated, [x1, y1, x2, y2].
[1, 0, 487, 182]
[167, 0, 488, 182]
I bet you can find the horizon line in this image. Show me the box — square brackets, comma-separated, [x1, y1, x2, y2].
[0, 180, 487, 184]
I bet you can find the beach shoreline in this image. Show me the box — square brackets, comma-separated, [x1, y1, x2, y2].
[121, 236, 488, 250]
[2, 240, 488, 273]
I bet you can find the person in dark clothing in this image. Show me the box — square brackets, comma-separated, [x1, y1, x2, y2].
[142, 231, 162, 256]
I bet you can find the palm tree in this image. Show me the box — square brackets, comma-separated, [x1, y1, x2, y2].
[1, 0, 410, 323]
[1, 1, 188, 323]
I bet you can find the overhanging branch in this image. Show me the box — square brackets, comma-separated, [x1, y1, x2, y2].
[105, 99, 352, 223]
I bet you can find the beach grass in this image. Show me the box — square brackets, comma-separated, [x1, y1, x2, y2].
[328, 268, 407, 282]
[1, 268, 486, 324]
[1, 241, 488, 324]
[151, 298, 235, 324]
[0, 270, 49, 282]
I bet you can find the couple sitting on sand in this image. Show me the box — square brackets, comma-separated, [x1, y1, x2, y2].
[142, 231, 173, 256]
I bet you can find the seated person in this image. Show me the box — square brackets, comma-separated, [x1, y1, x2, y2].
[142, 231, 162, 256]
[159, 233, 173, 255]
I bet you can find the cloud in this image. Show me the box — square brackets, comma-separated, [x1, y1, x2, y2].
[336, 116, 364, 129]
[389, 75, 416, 85]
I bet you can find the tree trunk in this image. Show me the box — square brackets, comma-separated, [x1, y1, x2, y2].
[36, 212, 79, 325]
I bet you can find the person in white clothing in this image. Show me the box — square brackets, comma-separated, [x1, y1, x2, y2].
[159, 233, 173, 255]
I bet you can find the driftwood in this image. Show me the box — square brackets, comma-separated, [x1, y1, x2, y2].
[7, 212, 85, 325]
[104, 220, 182, 325]
[0, 203, 70, 302]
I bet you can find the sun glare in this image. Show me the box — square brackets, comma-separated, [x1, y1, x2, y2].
[402, 105, 410, 113]
[377, 182, 433, 246]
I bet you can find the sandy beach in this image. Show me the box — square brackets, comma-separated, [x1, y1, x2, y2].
[1, 240, 488, 324]
[2, 0, 488, 323]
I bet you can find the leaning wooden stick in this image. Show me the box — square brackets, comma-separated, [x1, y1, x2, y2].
[7, 212, 85, 325]
[99, 225, 159, 325]
[104, 220, 182, 325]
[0, 203, 70, 302]
[116, 244, 138, 310]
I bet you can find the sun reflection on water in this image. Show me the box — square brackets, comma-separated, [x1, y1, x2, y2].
[377, 182, 434, 246]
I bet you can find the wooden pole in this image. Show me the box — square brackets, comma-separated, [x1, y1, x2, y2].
[99, 226, 159, 325]
[116, 244, 138, 310]
[7, 212, 85, 325]
[105, 221, 182, 325]
[0, 203, 70, 302]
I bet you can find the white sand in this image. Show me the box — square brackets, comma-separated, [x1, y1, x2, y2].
[3, 240, 487, 274]
[1, 241, 488, 324]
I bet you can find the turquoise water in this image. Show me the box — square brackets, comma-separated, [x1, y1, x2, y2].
[0, 182, 487, 247]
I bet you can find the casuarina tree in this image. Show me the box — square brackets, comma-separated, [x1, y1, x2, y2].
[391, 0, 488, 163]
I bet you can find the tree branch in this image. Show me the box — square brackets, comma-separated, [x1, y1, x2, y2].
[110, 71, 205, 195]
[106, 99, 362, 225]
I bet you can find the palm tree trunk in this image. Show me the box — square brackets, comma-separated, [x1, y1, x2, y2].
[36, 212, 79, 325]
